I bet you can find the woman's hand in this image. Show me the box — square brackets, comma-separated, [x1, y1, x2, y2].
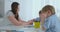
[27, 19, 35, 25]
[19, 18, 34, 26]
[22, 22, 32, 26]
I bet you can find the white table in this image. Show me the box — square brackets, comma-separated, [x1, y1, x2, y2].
[0, 25, 44, 32]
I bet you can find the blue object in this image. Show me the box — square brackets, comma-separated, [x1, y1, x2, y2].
[44, 14, 60, 32]
[35, 17, 40, 21]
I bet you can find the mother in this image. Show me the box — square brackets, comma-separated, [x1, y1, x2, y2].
[7, 2, 31, 26]
[6, 2, 31, 32]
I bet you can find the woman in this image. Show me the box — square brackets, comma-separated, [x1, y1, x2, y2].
[7, 2, 31, 26]
[5, 2, 31, 32]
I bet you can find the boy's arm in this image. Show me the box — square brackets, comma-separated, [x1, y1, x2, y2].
[40, 18, 46, 31]
[40, 14, 47, 31]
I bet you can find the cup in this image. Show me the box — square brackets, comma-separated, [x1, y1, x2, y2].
[33, 21, 40, 28]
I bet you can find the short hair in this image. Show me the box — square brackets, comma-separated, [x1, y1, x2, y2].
[41, 5, 55, 15]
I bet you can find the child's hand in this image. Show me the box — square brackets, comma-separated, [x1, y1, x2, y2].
[40, 13, 47, 25]
[40, 14, 46, 21]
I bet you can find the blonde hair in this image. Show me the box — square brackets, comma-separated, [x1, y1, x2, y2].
[41, 5, 55, 15]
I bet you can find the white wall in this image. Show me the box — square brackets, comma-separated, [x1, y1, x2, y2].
[19, 0, 33, 21]
[4, 0, 60, 21]
[32, 0, 47, 18]
[0, 0, 4, 17]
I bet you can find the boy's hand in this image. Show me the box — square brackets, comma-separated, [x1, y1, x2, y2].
[40, 13, 47, 25]
[40, 14, 46, 21]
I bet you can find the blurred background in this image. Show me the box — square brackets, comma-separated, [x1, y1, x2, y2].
[0, 0, 60, 32]
[0, 0, 60, 21]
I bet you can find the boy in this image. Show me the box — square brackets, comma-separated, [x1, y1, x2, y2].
[40, 5, 60, 32]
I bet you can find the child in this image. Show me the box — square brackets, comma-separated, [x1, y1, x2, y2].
[40, 5, 60, 32]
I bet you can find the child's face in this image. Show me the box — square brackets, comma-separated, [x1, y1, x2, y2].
[47, 10, 52, 17]
[39, 10, 52, 19]
[39, 12, 48, 18]
[41, 11, 52, 18]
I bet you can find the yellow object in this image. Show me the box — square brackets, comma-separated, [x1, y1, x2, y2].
[34, 21, 40, 28]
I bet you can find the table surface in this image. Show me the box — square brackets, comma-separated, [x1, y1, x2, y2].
[0, 25, 44, 32]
